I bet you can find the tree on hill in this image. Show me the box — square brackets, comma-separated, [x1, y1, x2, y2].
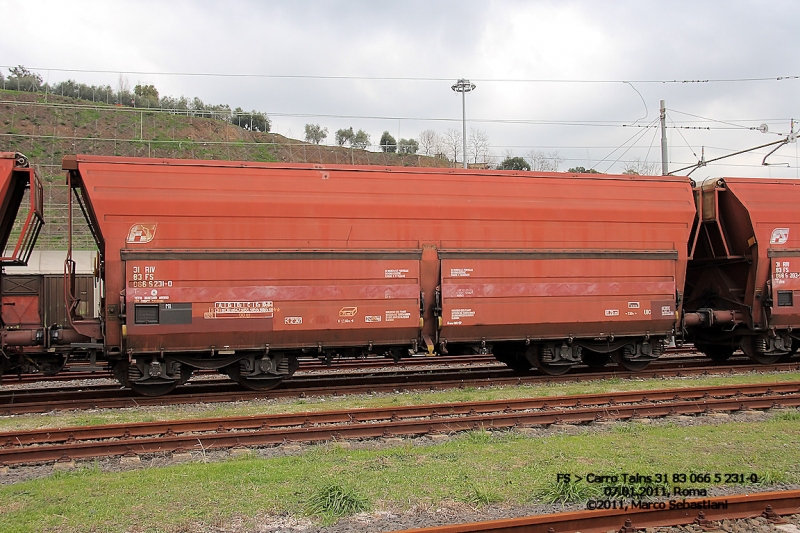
[231, 107, 270, 132]
[398, 138, 419, 154]
[468, 129, 490, 164]
[134, 84, 159, 101]
[133, 84, 160, 108]
[304, 124, 328, 144]
[568, 166, 601, 174]
[442, 129, 463, 166]
[418, 129, 442, 156]
[334, 127, 370, 149]
[380, 131, 397, 153]
[6, 65, 42, 92]
[352, 129, 370, 149]
[160, 95, 190, 111]
[335, 127, 355, 146]
[528, 150, 563, 172]
[622, 158, 657, 175]
[50, 79, 113, 103]
[499, 156, 531, 171]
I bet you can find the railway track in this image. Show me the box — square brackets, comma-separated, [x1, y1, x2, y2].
[1, 359, 799, 415]
[393, 490, 800, 532]
[1, 381, 798, 465]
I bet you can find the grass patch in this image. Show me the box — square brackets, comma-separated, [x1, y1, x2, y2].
[540, 477, 602, 504]
[773, 410, 800, 422]
[305, 484, 369, 523]
[459, 480, 503, 507]
[754, 469, 789, 486]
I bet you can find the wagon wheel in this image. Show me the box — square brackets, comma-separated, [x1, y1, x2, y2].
[740, 337, 782, 365]
[502, 355, 533, 372]
[695, 343, 734, 363]
[176, 364, 194, 384]
[581, 350, 611, 369]
[529, 345, 573, 376]
[492, 343, 532, 372]
[611, 348, 651, 371]
[223, 362, 286, 391]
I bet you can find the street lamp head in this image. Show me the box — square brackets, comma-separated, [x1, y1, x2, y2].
[451, 78, 476, 93]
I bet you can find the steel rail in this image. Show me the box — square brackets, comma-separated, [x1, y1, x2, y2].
[3, 381, 799, 447]
[1, 382, 798, 465]
[392, 490, 800, 532]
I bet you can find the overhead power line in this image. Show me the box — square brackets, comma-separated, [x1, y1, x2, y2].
[2, 65, 799, 85]
[668, 108, 787, 135]
[0, 99, 766, 130]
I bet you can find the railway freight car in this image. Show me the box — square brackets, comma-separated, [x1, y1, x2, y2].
[684, 177, 800, 362]
[55, 155, 697, 395]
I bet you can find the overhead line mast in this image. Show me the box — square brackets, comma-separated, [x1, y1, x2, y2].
[661, 100, 669, 175]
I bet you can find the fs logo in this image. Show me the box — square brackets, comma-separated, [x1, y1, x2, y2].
[770, 228, 789, 245]
[127, 224, 157, 244]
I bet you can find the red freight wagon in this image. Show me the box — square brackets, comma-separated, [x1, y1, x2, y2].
[685, 177, 800, 363]
[62, 155, 696, 395]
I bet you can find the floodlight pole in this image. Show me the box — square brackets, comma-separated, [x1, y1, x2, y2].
[452, 79, 476, 169]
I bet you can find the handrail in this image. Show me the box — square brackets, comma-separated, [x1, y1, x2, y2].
[0, 157, 44, 265]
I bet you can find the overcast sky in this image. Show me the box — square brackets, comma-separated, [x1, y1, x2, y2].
[1, 0, 798, 178]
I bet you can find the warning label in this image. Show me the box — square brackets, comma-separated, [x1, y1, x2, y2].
[385, 269, 409, 278]
[450, 268, 474, 278]
[451, 308, 475, 320]
[212, 301, 273, 318]
[385, 310, 411, 322]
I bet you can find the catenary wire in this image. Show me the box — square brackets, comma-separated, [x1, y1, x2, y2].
[3, 65, 799, 84]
